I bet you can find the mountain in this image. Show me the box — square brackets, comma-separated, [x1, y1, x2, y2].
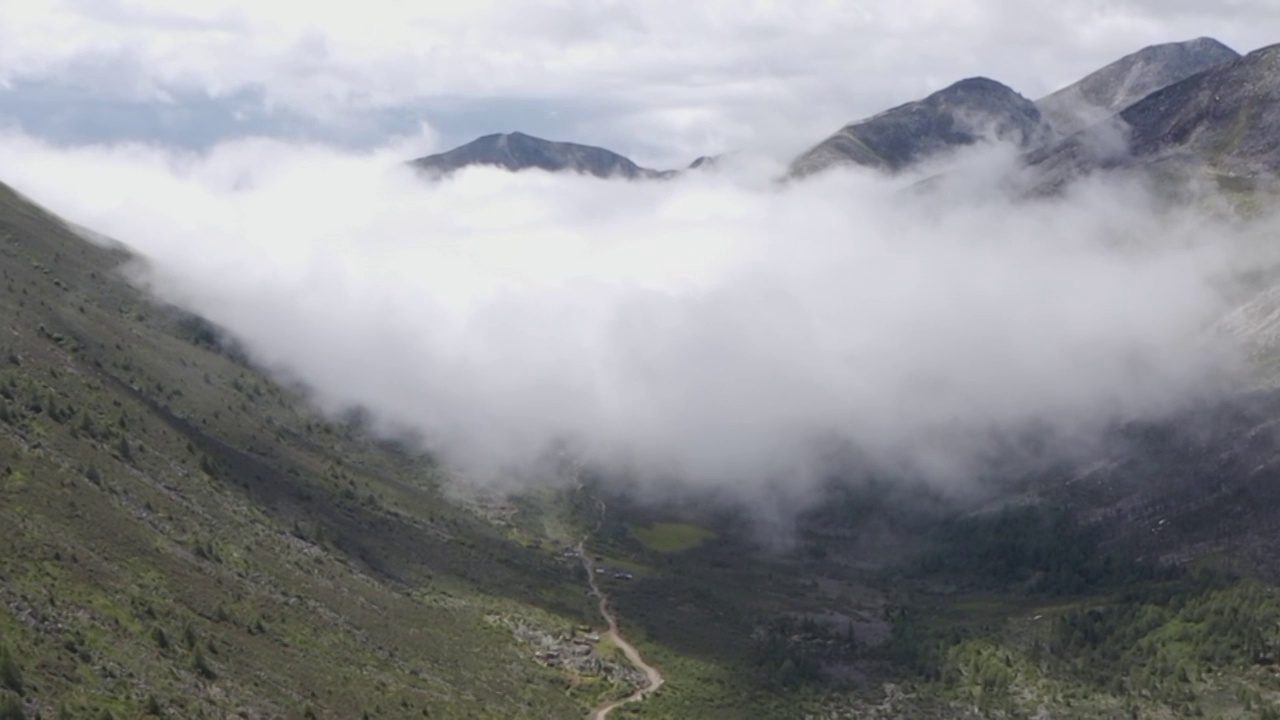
[1029, 43, 1280, 188]
[0, 182, 605, 719]
[1037, 37, 1240, 138]
[788, 77, 1051, 178]
[410, 131, 671, 179]
[1121, 43, 1280, 175]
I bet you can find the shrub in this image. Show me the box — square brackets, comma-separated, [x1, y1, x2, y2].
[192, 648, 216, 680]
[0, 646, 21, 695]
[0, 692, 24, 720]
[151, 626, 170, 650]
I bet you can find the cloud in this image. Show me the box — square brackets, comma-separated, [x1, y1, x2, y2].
[2, 2, 1279, 162]
[0, 130, 1261, 508]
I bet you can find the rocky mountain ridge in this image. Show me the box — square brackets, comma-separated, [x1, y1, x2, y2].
[413, 37, 1280, 187]
[1028, 42, 1280, 188]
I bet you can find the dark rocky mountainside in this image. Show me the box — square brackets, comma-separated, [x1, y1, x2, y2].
[1033, 391, 1280, 572]
[1028, 43, 1280, 188]
[788, 77, 1051, 177]
[1122, 43, 1280, 175]
[410, 131, 671, 179]
[1037, 37, 1239, 138]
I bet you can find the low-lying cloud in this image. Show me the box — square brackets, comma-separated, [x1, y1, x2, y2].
[0, 131, 1264, 503]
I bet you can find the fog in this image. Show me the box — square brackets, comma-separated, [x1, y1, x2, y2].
[0, 130, 1263, 503]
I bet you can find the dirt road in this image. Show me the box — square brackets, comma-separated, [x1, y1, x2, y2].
[578, 526, 664, 718]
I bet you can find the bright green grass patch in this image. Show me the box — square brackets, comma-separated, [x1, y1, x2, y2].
[631, 522, 716, 553]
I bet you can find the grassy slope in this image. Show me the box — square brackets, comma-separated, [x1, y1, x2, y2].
[629, 523, 716, 554]
[0, 182, 596, 719]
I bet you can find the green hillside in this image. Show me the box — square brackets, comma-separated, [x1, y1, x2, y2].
[0, 182, 609, 719]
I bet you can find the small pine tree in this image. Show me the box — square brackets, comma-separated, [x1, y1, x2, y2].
[117, 436, 132, 461]
[150, 626, 170, 650]
[0, 646, 22, 695]
[192, 648, 216, 680]
[0, 692, 24, 720]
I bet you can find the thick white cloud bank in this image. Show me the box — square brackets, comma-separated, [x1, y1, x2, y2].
[3, 2, 1280, 163]
[0, 132, 1260, 497]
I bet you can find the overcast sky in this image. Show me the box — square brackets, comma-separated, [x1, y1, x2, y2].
[1, 1, 1278, 165]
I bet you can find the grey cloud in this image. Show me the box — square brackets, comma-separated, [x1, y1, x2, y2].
[0, 81, 437, 150]
[3, 3, 1279, 158]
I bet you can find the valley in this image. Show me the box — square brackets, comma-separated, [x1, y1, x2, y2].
[6, 26, 1280, 720]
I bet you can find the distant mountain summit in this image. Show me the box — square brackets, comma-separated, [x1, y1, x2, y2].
[788, 77, 1050, 177]
[1037, 37, 1240, 137]
[413, 37, 1275, 192]
[410, 132, 670, 179]
[1030, 43, 1280, 186]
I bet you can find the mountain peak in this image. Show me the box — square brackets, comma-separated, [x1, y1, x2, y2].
[411, 132, 661, 179]
[1118, 41, 1280, 173]
[1029, 41, 1280, 188]
[790, 77, 1047, 177]
[1037, 37, 1240, 137]
[497, 131, 539, 143]
[1183, 36, 1236, 52]
[932, 76, 1017, 98]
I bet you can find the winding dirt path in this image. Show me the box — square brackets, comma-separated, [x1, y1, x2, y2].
[577, 496, 664, 719]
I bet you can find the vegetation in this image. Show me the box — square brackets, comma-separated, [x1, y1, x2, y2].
[834, 505, 1280, 719]
[591, 490, 1280, 718]
[629, 522, 716, 553]
[0, 692, 24, 720]
[1051, 580, 1280, 689]
[914, 504, 1179, 595]
[0, 182, 596, 718]
[0, 646, 21, 695]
